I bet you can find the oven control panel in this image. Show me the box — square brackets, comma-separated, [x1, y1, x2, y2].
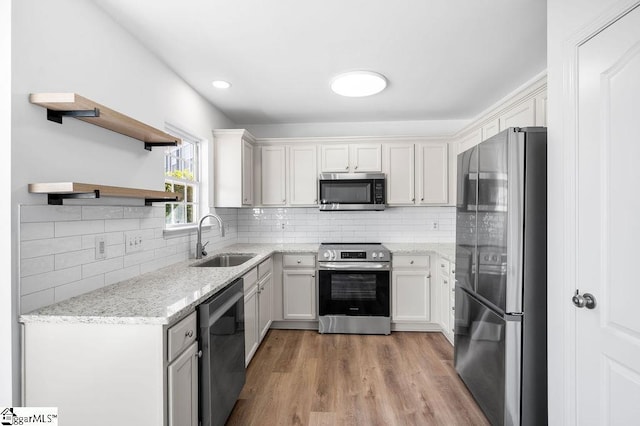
[319, 244, 390, 262]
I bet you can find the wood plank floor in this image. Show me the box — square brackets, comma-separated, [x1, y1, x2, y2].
[227, 330, 489, 426]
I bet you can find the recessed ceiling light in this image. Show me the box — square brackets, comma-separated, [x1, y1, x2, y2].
[331, 71, 387, 97]
[212, 80, 231, 89]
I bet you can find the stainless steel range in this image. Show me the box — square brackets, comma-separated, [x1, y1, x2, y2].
[317, 242, 391, 335]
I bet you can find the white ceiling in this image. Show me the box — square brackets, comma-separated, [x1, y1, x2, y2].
[93, 0, 547, 126]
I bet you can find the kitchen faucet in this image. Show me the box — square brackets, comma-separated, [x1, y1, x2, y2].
[196, 213, 225, 259]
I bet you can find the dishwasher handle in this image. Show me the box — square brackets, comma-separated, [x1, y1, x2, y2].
[205, 289, 243, 328]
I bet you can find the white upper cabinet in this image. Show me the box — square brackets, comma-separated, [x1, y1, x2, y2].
[482, 119, 500, 140]
[261, 146, 286, 205]
[289, 145, 318, 205]
[499, 98, 536, 129]
[416, 142, 448, 205]
[213, 129, 256, 207]
[351, 144, 382, 172]
[383, 143, 415, 205]
[457, 128, 483, 155]
[320, 144, 350, 172]
[320, 143, 381, 173]
[242, 140, 254, 206]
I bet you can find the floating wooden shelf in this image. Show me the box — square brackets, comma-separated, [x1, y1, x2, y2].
[28, 182, 182, 206]
[29, 93, 181, 151]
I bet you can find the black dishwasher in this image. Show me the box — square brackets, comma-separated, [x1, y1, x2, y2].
[198, 278, 245, 426]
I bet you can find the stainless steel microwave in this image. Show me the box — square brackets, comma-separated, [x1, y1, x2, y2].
[318, 173, 386, 211]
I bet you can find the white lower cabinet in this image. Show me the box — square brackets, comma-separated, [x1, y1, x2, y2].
[168, 341, 198, 426]
[391, 255, 433, 331]
[438, 258, 455, 345]
[244, 257, 273, 366]
[282, 254, 316, 320]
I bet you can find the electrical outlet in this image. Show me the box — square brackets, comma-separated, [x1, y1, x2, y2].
[431, 220, 439, 230]
[125, 232, 143, 253]
[95, 235, 106, 260]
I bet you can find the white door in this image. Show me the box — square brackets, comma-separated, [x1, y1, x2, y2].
[241, 140, 254, 205]
[575, 5, 640, 424]
[416, 142, 448, 204]
[383, 143, 415, 205]
[320, 144, 349, 172]
[351, 144, 382, 172]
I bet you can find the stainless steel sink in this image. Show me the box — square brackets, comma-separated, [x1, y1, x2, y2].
[192, 253, 256, 267]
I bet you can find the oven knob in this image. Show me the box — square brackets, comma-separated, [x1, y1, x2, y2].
[372, 253, 377, 258]
[378, 252, 384, 258]
[323, 252, 330, 259]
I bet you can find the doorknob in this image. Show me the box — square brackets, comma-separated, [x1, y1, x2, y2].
[572, 290, 597, 309]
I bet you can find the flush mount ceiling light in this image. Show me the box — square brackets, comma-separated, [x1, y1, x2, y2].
[212, 80, 232, 89]
[330, 71, 387, 97]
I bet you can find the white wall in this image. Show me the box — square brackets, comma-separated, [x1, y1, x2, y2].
[547, 0, 628, 423]
[10, 0, 236, 404]
[1, 0, 12, 407]
[246, 119, 470, 139]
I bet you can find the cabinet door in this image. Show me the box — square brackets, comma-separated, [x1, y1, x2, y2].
[457, 128, 483, 154]
[242, 140, 254, 205]
[416, 142, 448, 204]
[283, 269, 316, 320]
[499, 98, 536, 129]
[258, 273, 273, 341]
[392, 270, 430, 322]
[168, 341, 198, 426]
[320, 145, 350, 172]
[383, 143, 415, 205]
[482, 119, 500, 140]
[440, 274, 452, 333]
[261, 146, 286, 205]
[244, 285, 259, 366]
[351, 144, 382, 172]
[289, 145, 318, 205]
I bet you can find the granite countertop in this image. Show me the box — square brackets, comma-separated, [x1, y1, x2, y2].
[20, 242, 455, 326]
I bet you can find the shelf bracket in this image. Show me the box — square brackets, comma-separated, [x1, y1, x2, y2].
[47, 190, 101, 205]
[144, 141, 179, 152]
[145, 197, 179, 206]
[47, 108, 100, 124]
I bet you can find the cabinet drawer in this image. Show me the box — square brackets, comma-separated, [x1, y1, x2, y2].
[283, 254, 315, 268]
[243, 267, 258, 291]
[392, 255, 430, 269]
[439, 259, 450, 277]
[168, 311, 197, 362]
[258, 257, 273, 279]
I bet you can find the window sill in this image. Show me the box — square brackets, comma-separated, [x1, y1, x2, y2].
[163, 224, 211, 238]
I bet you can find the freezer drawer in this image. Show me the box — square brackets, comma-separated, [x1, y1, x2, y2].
[454, 289, 521, 426]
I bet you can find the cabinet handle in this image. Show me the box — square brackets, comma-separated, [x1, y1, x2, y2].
[312, 275, 316, 278]
[443, 279, 448, 284]
[452, 269, 455, 274]
[297, 259, 301, 264]
[354, 165, 358, 170]
[345, 165, 349, 170]
[441, 264, 445, 268]
[314, 199, 317, 203]
[421, 198, 424, 201]
[412, 198, 415, 202]
[410, 260, 414, 264]
[282, 199, 286, 203]
[195, 350, 203, 359]
[185, 330, 194, 338]
[451, 306, 455, 311]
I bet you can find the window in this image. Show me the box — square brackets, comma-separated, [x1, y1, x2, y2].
[164, 129, 200, 226]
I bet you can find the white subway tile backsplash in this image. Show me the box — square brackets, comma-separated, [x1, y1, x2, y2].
[21, 236, 82, 259]
[55, 220, 105, 237]
[54, 275, 105, 302]
[21, 205, 82, 223]
[82, 257, 124, 278]
[140, 217, 165, 229]
[123, 250, 156, 268]
[20, 256, 55, 277]
[105, 265, 141, 286]
[104, 218, 140, 232]
[82, 206, 124, 220]
[21, 289, 55, 314]
[20, 222, 54, 241]
[21, 266, 82, 295]
[55, 248, 96, 270]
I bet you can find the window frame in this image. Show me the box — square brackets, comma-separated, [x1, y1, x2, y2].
[164, 124, 203, 229]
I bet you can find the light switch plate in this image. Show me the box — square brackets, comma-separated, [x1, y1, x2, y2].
[125, 232, 143, 253]
[95, 235, 106, 260]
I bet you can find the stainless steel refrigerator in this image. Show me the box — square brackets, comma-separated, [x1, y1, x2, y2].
[454, 127, 547, 426]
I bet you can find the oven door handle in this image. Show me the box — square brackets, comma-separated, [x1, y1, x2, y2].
[318, 262, 390, 271]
